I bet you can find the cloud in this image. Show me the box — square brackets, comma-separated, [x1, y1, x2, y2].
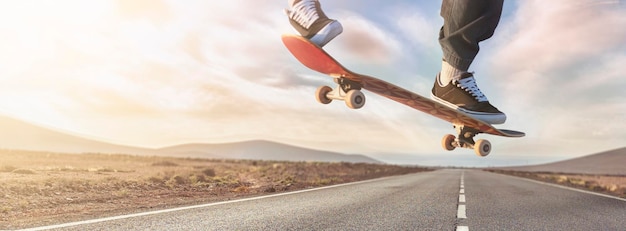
[2, 0, 622, 160]
[115, 0, 171, 24]
[329, 12, 402, 65]
[393, 8, 441, 52]
[492, 0, 626, 73]
[484, 0, 626, 155]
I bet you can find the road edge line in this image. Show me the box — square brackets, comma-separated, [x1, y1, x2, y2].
[483, 170, 626, 202]
[21, 173, 410, 230]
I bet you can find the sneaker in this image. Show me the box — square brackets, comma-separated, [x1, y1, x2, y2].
[431, 73, 507, 124]
[285, 0, 343, 47]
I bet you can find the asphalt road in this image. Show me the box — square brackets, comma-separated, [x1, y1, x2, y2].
[28, 169, 625, 231]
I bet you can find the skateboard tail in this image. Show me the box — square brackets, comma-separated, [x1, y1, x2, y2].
[282, 35, 350, 77]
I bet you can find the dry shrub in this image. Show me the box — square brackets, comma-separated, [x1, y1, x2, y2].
[161, 171, 175, 181]
[202, 168, 216, 177]
[1, 165, 17, 172]
[148, 176, 165, 185]
[188, 175, 199, 185]
[311, 177, 341, 186]
[113, 189, 129, 197]
[166, 175, 187, 188]
[11, 169, 36, 174]
[152, 161, 179, 167]
[189, 174, 208, 185]
[59, 166, 82, 172]
[264, 187, 277, 193]
[0, 205, 11, 214]
[98, 168, 117, 173]
[232, 185, 249, 193]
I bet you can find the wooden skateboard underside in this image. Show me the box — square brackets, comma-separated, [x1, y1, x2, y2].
[282, 34, 523, 138]
[282, 34, 524, 156]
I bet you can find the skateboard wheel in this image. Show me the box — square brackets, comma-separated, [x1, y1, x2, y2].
[315, 86, 333, 104]
[474, 139, 491, 157]
[442, 134, 456, 151]
[345, 89, 365, 109]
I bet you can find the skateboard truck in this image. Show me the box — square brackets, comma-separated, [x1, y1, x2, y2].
[315, 76, 366, 109]
[442, 124, 491, 157]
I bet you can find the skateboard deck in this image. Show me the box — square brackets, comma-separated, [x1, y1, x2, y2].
[282, 34, 524, 156]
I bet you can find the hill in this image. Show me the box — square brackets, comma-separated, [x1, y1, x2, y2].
[0, 116, 152, 155]
[0, 115, 380, 163]
[499, 147, 626, 175]
[158, 140, 381, 163]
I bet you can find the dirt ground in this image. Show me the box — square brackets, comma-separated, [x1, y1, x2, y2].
[0, 150, 431, 229]
[485, 169, 626, 199]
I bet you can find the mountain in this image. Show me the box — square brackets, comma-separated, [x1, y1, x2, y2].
[499, 147, 626, 175]
[0, 116, 154, 155]
[158, 140, 381, 163]
[0, 115, 380, 163]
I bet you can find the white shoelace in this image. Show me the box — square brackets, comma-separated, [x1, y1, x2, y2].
[288, 0, 319, 29]
[455, 77, 489, 102]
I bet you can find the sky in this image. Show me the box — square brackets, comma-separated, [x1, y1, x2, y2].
[0, 0, 624, 166]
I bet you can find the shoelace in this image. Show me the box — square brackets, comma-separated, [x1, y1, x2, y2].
[289, 0, 319, 29]
[454, 76, 489, 102]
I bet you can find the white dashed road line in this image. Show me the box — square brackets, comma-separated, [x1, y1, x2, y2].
[457, 171, 468, 230]
[457, 204, 467, 219]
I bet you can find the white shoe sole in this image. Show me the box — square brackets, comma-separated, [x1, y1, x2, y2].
[431, 93, 506, 125]
[309, 20, 343, 47]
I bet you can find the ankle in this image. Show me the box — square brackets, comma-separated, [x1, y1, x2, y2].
[439, 61, 466, 85]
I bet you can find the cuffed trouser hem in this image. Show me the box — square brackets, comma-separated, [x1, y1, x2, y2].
[441, 51, 473, 72]
[438, 0, 503, 71]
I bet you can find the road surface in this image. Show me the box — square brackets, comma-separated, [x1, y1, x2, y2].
[27, 169, 626, 230]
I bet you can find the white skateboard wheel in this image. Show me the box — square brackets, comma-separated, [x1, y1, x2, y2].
[315, 86, 333, 104]
[345, 89, 365, 109]
[474, 139, 491, 157]
[442, 134, 456, 151]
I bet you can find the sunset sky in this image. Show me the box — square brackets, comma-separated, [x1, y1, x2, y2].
[0, 0, 624, 165]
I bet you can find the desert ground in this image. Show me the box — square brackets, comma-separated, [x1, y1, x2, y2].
[485, 169, 626, 199]
[2, 148, 624, 229]
[486, 147, 626, 199]
[0, 149, 430, 229]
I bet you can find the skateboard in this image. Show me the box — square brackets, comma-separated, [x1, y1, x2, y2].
[281, 34, 524, 157]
